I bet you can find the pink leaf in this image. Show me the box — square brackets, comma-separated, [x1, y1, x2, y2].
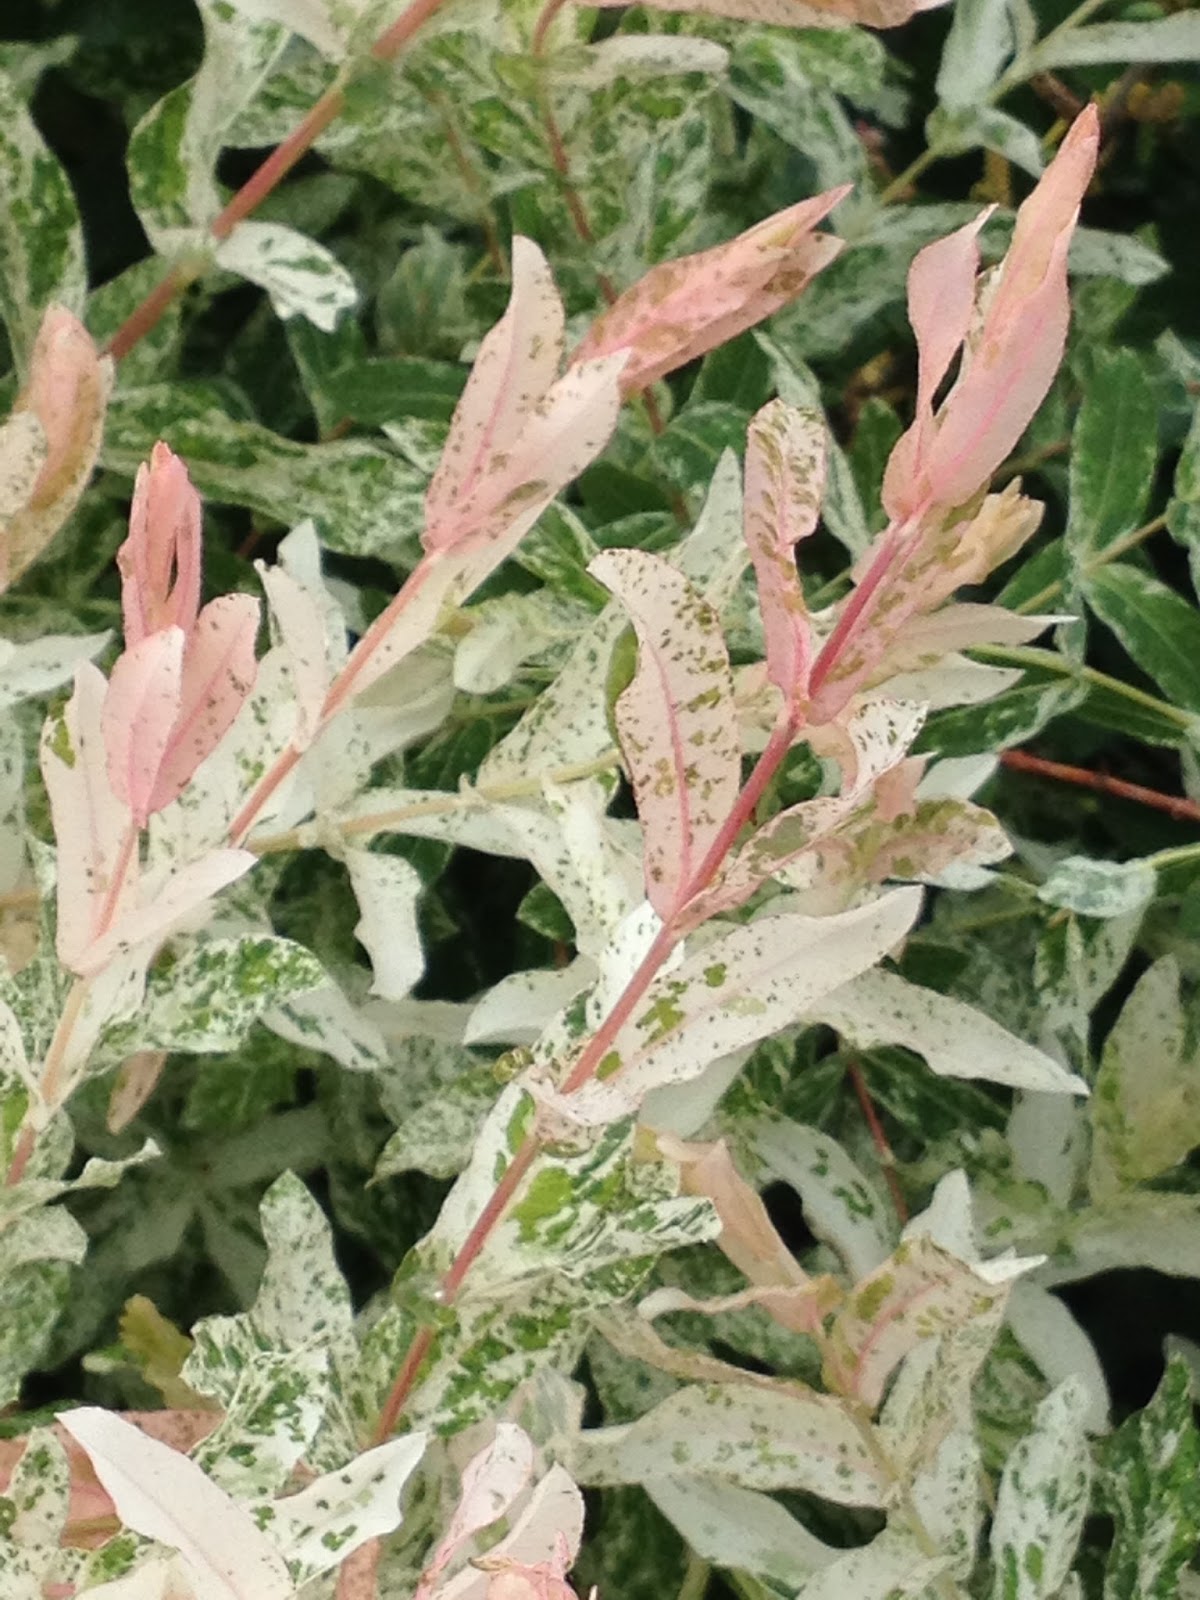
[572, 192, 848, 394]
[41, 663, 137, 972]
[3, 305, 112, 589]
[590, 548, 740, 920]
[883, 105, 1099, 520]
[425, 238, 565, 554]
[743, 400, 825, 703]
[117, 442, 203, 645]
[148, 594, 260, 813]
[102, 629, 185, 829]
[586, 0, 942, 29]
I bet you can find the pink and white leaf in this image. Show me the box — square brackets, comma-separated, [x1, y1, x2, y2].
[79, 848, 256, 977]
[57, 1407, 292, 1600]
[117, 441, 202, 645]
[560, 886, 922, 1124]
[823, 1236, 1029, 1407]
[744, 400, 824, 703]
[417, 1424, 535, 1599]
[102, 629, 185, 829]
[425, 238, 565, 555]
[573, 193, 848, 394]
[41, 662, 137, 973]
[884, 107, 1099, 520]
[436, 1466, 585, 1600]
[148, 594, 260, 814]
[881, 213, 990, 522]
[590, 548, 740, 921]
[258, 558, 332, 747]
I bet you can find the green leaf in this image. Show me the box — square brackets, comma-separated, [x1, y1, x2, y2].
[0, 1260, 71, 1409]
[1167, 399, 1200, 598]
[649, 402, 751, 501]
[103, 384, 426, 559]
[1066, 350, 1158, 565]
[1033, 15, 1200, 69]
[921, 679, 1085, 757]
[989, 1376, 1094, 1600]
[319, 356, 467, 425]
[0, 67, 86, 371]
[1083, 565, 1200, 716]
[1068, 228, 1169, 286]
[1100, 1357, 1200, 1600]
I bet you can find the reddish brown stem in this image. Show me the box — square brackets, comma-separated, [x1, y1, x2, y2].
[106, 0, 452, 363]
[848, 1062, 908, 1224]
[1000, 748, 1200, 825]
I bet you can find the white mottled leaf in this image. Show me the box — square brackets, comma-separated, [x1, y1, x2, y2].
[572, 1381, 888, 1506]
[346, 849, 424, 1001]
[989, 1377, 1094, 1600]
[214, 222, 357, 332]
[561, 887, 922, 1124]
[647, 1477, 838, 1588]
[808, 967, 1086, 1094]
[1037, 856, 1157, 920]
[257, 1434, 428, 1579]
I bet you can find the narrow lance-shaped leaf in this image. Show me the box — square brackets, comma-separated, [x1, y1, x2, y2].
[989, 1377, 1094, 1600]
[883, 105, 1099, 522]
[323, 243, 624, 713]
[591, 547, 740, 921]
[416, 1424, 535, 1599]
[573, 192, 848, 395]
[743, 400, 824, 705]
[57, 1407, 293, 1600]
[559, 885, 922, 1124]
[117, 441, 203, 644]
[42, 662, 138, 973]
[586, 0, 947, 31]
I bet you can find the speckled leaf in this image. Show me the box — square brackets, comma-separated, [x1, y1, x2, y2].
[748, 1115, 892, 1281]
[255, 1434, 428, 1582]
[103, 386, 425, 561]
[572, 1381, 888, 1506]
[809, 967, 1086, 1093]
[824, 1235, 1024, 1407]
[989, 1376, 1094, 1600]
[214, 222, 357, 332]
[346, 849, 424, 1001]
[125, 0, 289, 250]
[58, 1407, 293, 1600]
[1084, 565, 1200, 717]
[1037, 856, 1157, 921]
[1032, 15, 1200, 69]
[789, 1526, 949, 1599]
[110, 936, 324, 1056]
[646, 1477, 838, 1589]
[562, 887, 922, 1124]
[1088, 957, 1200, 1201]
[0, 1259, 72, 1409]
[589, 548, 739, 920]
[0, 69, 85, 370]
[0, 630, 110, 712]
[743, 400, 824, 702]
[1099, 1356, 1200, 1600]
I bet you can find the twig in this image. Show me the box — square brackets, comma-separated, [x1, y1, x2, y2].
[1000, 748, 1200, 825]
[847, 1062, 908, 1224]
